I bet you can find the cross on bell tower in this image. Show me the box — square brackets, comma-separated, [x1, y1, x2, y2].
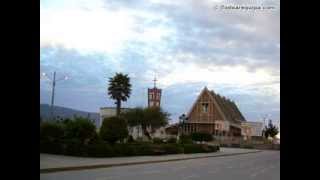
[148, 76, 161, 108]
[153, 77, 157, 88]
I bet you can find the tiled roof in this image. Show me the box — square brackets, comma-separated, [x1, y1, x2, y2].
[210, 91, 246, 122]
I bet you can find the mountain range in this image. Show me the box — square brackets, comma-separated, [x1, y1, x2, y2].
[40, 104, 100, 127]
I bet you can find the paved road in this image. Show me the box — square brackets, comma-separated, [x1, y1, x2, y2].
[40, 148, 259, 170]
[40, 151, 279, 180]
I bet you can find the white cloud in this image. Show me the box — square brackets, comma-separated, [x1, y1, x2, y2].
[158, 62, 276, 88]
[40, 1, 176, 55]
[41, 5, 136, 54]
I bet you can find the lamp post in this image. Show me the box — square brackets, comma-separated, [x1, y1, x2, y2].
[41, 71, 68, 120]
[179, 114, 188, 136]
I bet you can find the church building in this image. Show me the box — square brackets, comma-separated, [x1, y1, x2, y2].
[182, 87, 246, 137]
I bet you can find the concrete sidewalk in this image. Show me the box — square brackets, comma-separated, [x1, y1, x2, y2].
[40, 148, 261, 173]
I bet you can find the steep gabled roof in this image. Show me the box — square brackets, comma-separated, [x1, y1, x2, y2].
[186, 87, 246, 123]
[210, 91, 246, 122]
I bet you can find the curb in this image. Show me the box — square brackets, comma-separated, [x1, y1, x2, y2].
[40, 150, 261, 174]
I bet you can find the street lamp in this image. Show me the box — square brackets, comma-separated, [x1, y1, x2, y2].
[41, 71, 69, 120]
[179, 114, 188, 136]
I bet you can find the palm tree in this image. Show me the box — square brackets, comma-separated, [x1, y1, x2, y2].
[108, 73, 132, 116]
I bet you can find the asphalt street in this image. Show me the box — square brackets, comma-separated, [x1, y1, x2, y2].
[40, 150, 280, 180]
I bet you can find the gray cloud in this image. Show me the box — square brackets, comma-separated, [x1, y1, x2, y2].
[40, 0, 280, 122]
[101, 0, 279, 75]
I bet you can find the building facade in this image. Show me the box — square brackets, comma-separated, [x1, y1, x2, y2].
[182, 87, 245, 137]
[241, 121, 263, 138]
[99, 107, 131, 128]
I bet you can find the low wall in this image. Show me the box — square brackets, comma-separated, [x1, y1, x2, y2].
[212, 136, 279, 150]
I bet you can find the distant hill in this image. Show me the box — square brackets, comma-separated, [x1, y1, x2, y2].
[40, 104, 100, 127]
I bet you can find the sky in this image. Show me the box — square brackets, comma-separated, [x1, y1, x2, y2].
[40, 0, 280, 124]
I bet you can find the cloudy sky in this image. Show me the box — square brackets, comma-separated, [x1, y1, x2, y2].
[40, 0, 280, 124]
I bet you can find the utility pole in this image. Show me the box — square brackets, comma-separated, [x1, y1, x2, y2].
[50, 71, 56, 120]
[41, 71, 68, 121]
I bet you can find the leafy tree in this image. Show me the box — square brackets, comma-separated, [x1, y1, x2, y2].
[122, 107, 169, 137]
[100, 116, 129, 144]
[121, 107, 145, 127]
[263, 120, 279, 138]
[121, 107, 144, 138]
[108, 73, 132, 116]
[143, 107, 169, 131]
[64, 117, 97, 145]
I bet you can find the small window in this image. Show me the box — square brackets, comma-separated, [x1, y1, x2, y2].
[202, 103, 209, 113]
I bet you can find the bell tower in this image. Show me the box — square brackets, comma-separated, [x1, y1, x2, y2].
[148, 77, 161, 107]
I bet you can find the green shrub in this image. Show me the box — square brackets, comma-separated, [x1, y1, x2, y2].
[133, 143, 154, 155]
[40, 122, 65, 142]
[63, 138, 87, 156]
[100, 116, 129, 144]
[40, 122, 65, 154]
[163, 144, 183, 154]
[88, 131, 102, 145]
[167, 137, 177, 143]
[153, 138, 164, 144]
[87, 141, 114, 157]
[241, 144, 254, 149]
[231, 144, 240, 148]
[191, 132, 213, 142]
[127, 135, 135, 143]
[40, 141, 220, 157]
[113, 144, 136, 156]
[183, 144, 204, 154]
[40, 140, 64, 154]
[149, 144, 166, 155]
[207, 145, 220, 152]
[179, 134, 193, 144]
[182, 144, 219, 154]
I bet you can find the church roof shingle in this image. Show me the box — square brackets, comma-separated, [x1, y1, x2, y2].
[210, 90, 246, 122]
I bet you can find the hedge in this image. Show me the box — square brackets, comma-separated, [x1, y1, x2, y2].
[153, 138, 164, 144]
[191, 132, 213, 142]
[40, 141, 219, 157]
[167, 137, 177, 143]
[40, 119, 219, 157]
[179, 134, 193, 144]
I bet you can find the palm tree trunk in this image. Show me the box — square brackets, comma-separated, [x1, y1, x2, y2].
[116, 99, 121, 116]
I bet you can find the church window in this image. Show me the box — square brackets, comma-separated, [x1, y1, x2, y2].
[202, 103, 209, 113]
